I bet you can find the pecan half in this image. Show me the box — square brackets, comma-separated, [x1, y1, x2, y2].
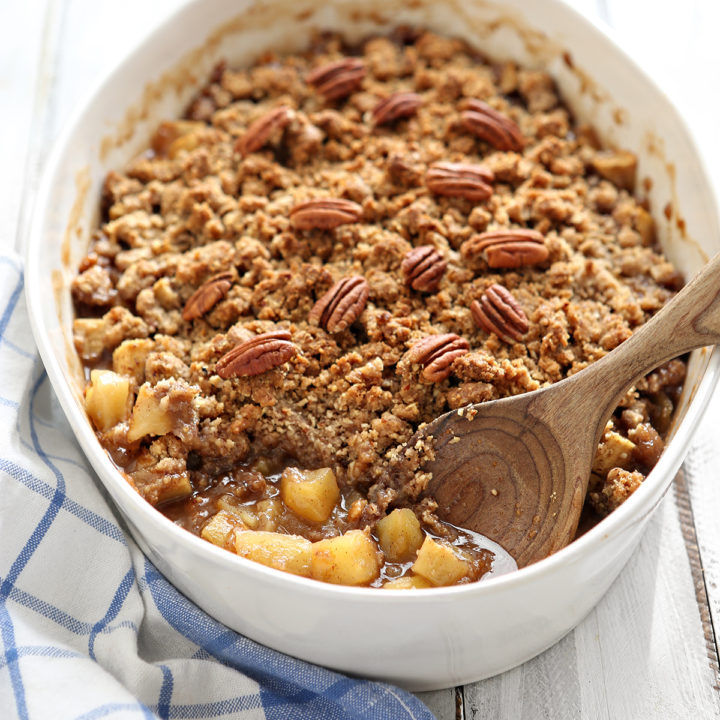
[235, 106, 294, 156]
[471, 284, 528, 343]
[306, 58, 366, 100]
[464, 228, 548, 269]
[290, 198, 363, 231]
[404, 333, 470, 383]
[372, 92, 423, 126]
[309, 276, 369, 333]
[216, 330, 296, 378]
[461, 99, 525, 152]
[425, 162, 494, 202]
[401, 246, 447, 292]
[182, 272, 234, 321]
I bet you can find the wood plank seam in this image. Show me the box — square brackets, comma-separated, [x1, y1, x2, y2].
[674, 466, 720, 692]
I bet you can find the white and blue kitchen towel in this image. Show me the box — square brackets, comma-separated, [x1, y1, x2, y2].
[0, 253, 435, 720]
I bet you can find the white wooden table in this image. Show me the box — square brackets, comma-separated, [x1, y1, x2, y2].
[4, 1, 719, 717]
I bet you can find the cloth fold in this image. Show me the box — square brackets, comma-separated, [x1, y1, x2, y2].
[0, 254, 435, 720]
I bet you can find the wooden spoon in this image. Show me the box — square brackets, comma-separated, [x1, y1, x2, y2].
[416, 252, 720, 569]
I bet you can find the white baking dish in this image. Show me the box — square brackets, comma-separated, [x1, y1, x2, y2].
[25, 0, 720, 690]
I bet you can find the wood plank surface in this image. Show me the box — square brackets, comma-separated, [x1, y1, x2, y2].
[463, 491, 720, 719]
[3, 1, 719, 718]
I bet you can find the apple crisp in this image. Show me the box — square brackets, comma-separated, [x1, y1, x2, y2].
[72, 30, 686, 587]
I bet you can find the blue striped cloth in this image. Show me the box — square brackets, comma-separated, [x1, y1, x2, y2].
[0, 254, 436, 720]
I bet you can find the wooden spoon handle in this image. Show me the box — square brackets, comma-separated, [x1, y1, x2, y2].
[563, 250, 720, 423]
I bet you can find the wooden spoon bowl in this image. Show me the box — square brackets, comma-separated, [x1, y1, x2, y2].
[415, 252, 720, 568]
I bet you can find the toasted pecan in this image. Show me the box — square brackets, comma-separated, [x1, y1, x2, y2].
[471, 284, 528, 343]
[290, 198, 363, 231]
[182, 272, 234, 321]
[425, 162, 494, 202]
[216, 330, 296, 378]
[235, 106, 294, 156]
[461, 99, 525, 152]
[401, 246, 447, 292]
[309, 276, 369, 333]
[306, 57, 366, 100]
[463, 229, 548, 269]
[404, 333, 470, 383]
[372, 92, 423, 126]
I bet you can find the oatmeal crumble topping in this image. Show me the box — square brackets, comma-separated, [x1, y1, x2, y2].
[72, 30, 686, 586]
